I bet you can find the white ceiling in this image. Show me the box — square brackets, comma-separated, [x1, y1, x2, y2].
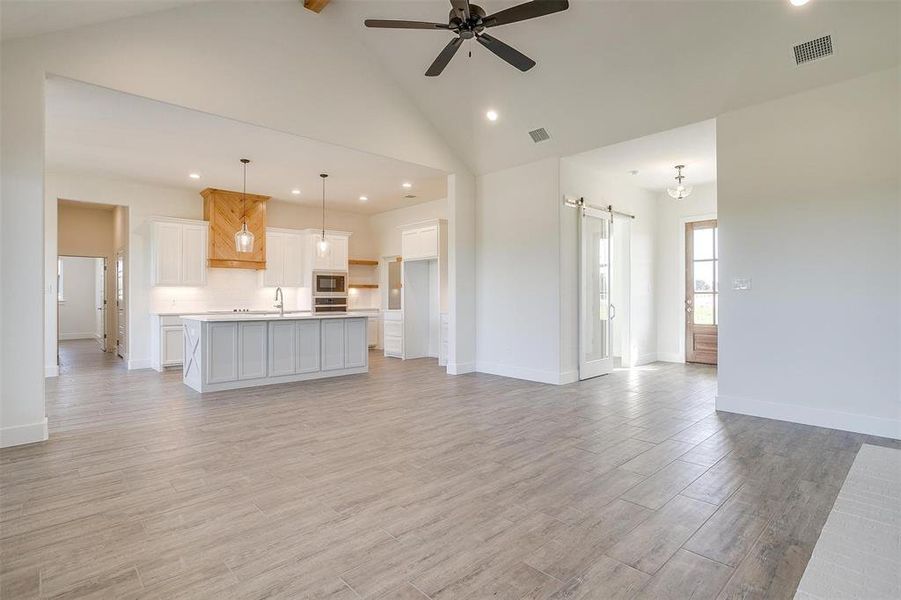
[565, 119, 716, 192]
[45, 77, 448, 214]
[0, 0, 206, 40]
[334, 0, 899, 174]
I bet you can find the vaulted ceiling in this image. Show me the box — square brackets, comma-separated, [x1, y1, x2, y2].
[332, 0, 898, 174]
[3, 0, 898, 177]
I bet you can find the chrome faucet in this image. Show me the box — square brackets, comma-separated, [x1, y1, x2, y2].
[274, 287, 284, 317]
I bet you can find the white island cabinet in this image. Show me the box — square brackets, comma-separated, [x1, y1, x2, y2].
[181, 314, 369, 392]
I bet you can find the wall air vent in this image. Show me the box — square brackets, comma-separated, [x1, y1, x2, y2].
[793, 35, 833, 66]
[529, 128, 551, 143]
[404, 194, 417, 199]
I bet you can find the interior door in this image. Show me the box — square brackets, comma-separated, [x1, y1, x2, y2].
[685, 220, 718, 364]
[116, 250, 126, 359]
[579, 205, 614, 380]
[96, 258, 107, 351]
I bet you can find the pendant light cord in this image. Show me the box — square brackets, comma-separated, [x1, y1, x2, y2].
[320, 173, 328, 240]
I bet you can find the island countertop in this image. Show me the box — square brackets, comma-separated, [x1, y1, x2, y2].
[179, 312, 372, 322]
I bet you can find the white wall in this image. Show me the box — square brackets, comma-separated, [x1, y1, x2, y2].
[559, 160, 659, 374]
[476, 158, 564, 383]
[716, 67, 900, 439]
[655, 182, 718, 363]
[57, 257, 98, 340]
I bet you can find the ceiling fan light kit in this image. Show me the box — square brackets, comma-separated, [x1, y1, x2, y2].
[364, 0, 570, 77]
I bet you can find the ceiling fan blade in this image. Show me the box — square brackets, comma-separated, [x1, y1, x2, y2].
[450, 0, 471, 21]
[483, 0, 569, 27]
[426, 37, 464, 77]
[364, 19, 450, 30]
[476, 33, 536, 72]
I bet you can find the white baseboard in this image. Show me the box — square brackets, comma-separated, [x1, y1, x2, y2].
[447, 361, 475, 375]
[58, 333, 94, 340]
[476, 361, 572, 385]
[1, 418, 48, 448]
[127, 358, 152, 370]
[716, 394, 901, 440]
[656, 352, 685, 363]
[44, 364, 59, 378]
[634, 353, 659, 367]
[559, 369, 579, 384]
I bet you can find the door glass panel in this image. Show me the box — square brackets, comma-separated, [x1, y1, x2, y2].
[694, 294, 714, 325]
[583, 214, 609, 363]
[387, 261, 401, 310]
[713, 228, 719, 259]
[693, 261, 714, 292]
[693, 227, 714, 260]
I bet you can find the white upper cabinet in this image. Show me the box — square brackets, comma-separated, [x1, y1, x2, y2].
[401, 220, 443, 261]
[151, 218, 207, 286]
[306, 231, 350, 272]
[262, 229, 305, 288]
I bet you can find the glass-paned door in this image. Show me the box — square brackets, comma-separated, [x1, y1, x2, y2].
[685, 220, 718, 364]
[579, 206, 614, 379]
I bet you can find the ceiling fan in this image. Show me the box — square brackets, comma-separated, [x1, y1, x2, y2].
[364, 0, 569, 77]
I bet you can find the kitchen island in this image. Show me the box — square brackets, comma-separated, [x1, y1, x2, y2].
[181, 313, 369, 392]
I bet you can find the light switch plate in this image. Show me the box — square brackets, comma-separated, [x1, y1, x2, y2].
[732, 277, 752, 291]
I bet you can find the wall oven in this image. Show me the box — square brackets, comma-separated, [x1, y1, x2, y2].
[313, 271, 346, 296]
[313, 296, 347, 314]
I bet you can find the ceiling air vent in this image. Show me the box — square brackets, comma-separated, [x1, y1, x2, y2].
[529, 127, 551, 143]
[404, 194, 417, 199]
[793, 35, 833, 66]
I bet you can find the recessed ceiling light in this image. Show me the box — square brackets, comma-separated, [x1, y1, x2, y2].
[402, 182, 412, 189]
[359, 195, 368, 202]
[789, 0, 810, 5]
[486, 110, 499, 122]
[189, 173, 201, 179]
[291, 189, 301, 195]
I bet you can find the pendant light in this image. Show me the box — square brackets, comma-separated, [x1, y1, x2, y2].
[667, 164, 693, 200]
[317, 173, 330, 258]
[234, 158, 255, 253]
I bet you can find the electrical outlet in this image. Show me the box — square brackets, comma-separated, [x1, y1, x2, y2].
[732, 278, 752, 291]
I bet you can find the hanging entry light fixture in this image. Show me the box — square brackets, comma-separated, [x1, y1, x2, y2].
[234, 158, 255, 253]
[667, 164, 693, 200]
[317, 173, 330, 257]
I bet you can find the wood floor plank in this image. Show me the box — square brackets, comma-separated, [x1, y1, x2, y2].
[633, 549, 733, 600]
[606, 495, 718, 574]
[0, 341, 892, 600]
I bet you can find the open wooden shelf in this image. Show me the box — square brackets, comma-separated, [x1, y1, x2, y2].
[349, 259, 378, 266]
[349, 283, 378, 289]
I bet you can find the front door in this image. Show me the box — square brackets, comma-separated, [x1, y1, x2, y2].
[685, 220, 718, 364]
[579, 205, 614, 379]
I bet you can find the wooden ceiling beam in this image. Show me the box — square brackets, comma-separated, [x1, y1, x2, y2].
[303, 0, 330, 14]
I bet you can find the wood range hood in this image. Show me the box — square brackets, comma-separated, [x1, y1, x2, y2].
[201, 187, 270, 270]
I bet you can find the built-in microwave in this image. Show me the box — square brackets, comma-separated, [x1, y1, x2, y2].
[313, 271, 346, 296]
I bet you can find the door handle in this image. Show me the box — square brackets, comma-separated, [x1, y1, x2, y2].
[609, 304, 616, 320]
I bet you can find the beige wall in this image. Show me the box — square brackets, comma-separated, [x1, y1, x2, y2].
[57, 202, 119, 355]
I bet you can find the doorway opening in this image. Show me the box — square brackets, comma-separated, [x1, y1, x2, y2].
[53, 199, 128, 375]
[561, 118, 717, 380]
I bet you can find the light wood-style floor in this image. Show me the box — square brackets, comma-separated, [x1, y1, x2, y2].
[2, 340, 899, 599]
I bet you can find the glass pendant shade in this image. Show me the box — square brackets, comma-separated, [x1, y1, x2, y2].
[667, 165, 693, 200]
[235, 223, 255, 253]
[667, 184, 693, 200]
[316, 235, 330, 258]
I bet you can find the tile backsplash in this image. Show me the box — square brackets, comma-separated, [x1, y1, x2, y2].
[149, 268, 312, 313]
